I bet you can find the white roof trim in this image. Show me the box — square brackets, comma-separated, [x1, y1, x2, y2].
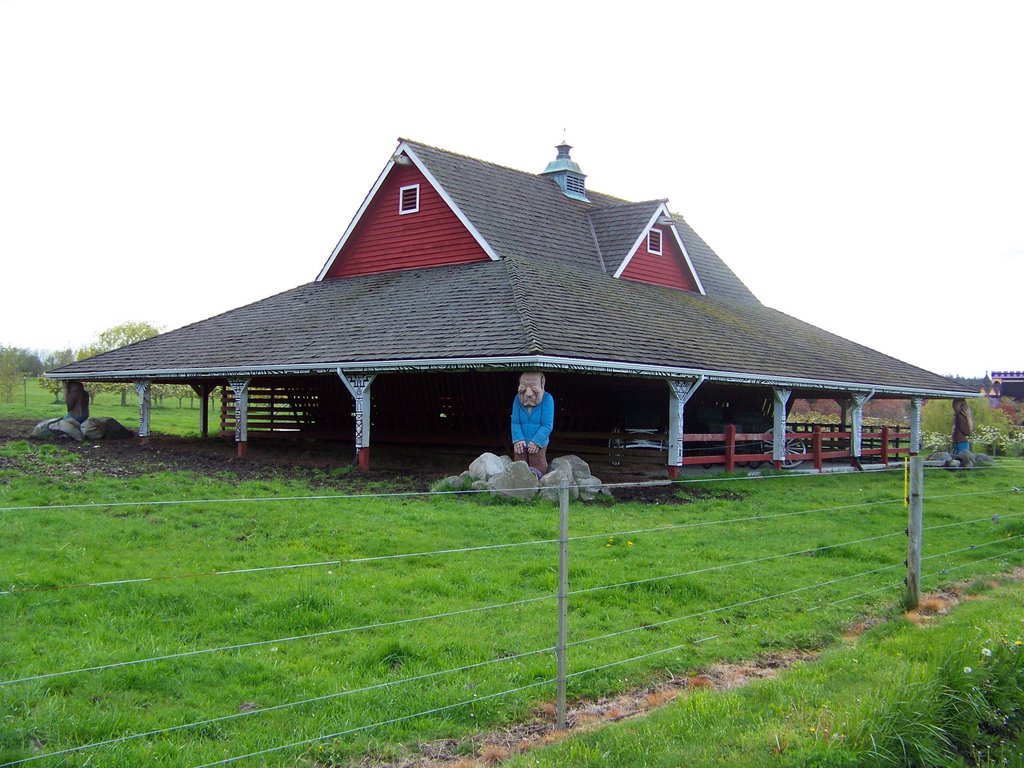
[401, 144, 500, 262]
[668, 214, 706, 296]
[315, 142, 500, 282]
[316, 155, 396, 282]
[612, 203, 705, 294]
[46, 354, 972, 398]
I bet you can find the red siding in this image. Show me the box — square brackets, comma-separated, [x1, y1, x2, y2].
[620, 229, 699, 292]
[324, 164, 489, 279]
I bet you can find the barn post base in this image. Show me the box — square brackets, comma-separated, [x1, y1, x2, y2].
[667, 466, 680, 479]
[358, 447, 370, 471]
[237, 441, 247, 459]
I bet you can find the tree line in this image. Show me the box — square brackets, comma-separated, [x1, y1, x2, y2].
[0, 321, 206, 408]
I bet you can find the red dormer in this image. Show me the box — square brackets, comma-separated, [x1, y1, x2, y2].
[318, 148, 493, 280]
[613, 204, 705, 293]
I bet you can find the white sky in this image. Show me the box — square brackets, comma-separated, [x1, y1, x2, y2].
[1, 1, 1021, 378]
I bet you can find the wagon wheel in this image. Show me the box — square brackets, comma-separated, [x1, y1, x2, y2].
[761, 431, 808, 469]
[781, 437, 807, 469]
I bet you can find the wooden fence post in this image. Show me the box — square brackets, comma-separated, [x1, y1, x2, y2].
[724, 424, 736, 473]
[906, 455, 923, 609]
[813, 425, 823, 472]
[556, 479, 569, 729]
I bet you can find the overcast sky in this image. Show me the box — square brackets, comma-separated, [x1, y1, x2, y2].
[1, 1, 1021, 378]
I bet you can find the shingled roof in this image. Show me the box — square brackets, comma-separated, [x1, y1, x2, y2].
[51, 139, 969, 397]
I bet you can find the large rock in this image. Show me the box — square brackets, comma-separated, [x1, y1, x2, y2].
[953, 450, 975, 468]
[48, 418, 84, 442]
[469, 452, 512, 481]
[549, 455, 592, 482]
[439, 475, 465, 491]
[577, 476, 609, 501]
[30, 418, 62, 440]
[81, 416, 132, 440]
[539, 468, 579, 503]
[487, 461, 540, 501]
[973, 453, 995, 466]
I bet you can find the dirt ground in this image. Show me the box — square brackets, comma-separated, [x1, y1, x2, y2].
[0, 418, 692, 502]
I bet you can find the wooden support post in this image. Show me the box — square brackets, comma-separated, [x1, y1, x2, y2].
[813, 425, 823, 472]
[556, 479, 570, 730]
[228, 377, 250, 458]
[724, 423, 736, 474]
[909, 397, 923, 455]
[192, 383, 210, 437]
[666, 377, 704, 479]
[134, 380, 151, 441]
[219, 386, 228, 433]
[338, 370, 377, 471]
[849, 391, 874, 464]
[906, 455, 923, 609]
[771, 388, 792, 468]
[881, 426, 890, 465]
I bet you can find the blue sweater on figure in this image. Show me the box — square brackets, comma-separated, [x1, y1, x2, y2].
[511, 392, 554, 447]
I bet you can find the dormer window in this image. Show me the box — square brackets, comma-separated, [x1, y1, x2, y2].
[399, 184, 420, 215]
[647, 228, 663, 255]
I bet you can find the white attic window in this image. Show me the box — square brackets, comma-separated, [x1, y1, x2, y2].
[399, 184, 420, 215]
[647, 228, 663, 255]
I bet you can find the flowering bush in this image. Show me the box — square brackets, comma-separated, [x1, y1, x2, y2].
[921, 426, 1024, 457]
[922, 432, 950, 454]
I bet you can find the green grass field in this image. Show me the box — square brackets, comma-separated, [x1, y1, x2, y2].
[0, 381, 210, 436]
[506, 577, 1024, 768]
[1, 441, 1023, 766]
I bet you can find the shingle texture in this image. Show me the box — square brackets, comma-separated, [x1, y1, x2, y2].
[588, 202, 662, 273]
[55, 262, 531, 375]
[52, 140, 968, 394]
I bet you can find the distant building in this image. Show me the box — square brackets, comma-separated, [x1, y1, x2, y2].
[985, 371, 1024, 404]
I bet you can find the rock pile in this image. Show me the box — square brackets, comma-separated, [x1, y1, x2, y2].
[439, 452, 612, 502]
[30, 416, 132, 442]
[927, 450, 994, 469]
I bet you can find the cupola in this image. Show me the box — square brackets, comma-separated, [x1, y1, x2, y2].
[541, 142, 588, 202]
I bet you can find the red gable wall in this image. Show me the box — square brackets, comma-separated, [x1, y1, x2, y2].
[323, 164, 489, 279]
[620, 230, 699, 292]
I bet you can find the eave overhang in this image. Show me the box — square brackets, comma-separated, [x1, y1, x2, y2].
[45, 355, 972, 399]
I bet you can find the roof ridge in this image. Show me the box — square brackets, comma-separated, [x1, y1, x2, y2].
[398, 137, 647, 207]
[504, 257, 545, 354]
[586, 212, 608, 274]
[590, 199, 666, 210]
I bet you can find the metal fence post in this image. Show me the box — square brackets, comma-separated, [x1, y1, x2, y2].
[556, 480, 569, 730]
[906, 455, 923, 609]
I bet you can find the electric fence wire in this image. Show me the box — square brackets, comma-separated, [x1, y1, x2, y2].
[923, 545, 1024, 580]
[568, 529, 907, 599]
[0, 644, 557, 767]
[921, 534, 1024, 568]
[0, 496, 910, 597]
[923, 508, 1024, 534]
[4, 484, 1019, 685]
[0, 593, 554, 688]
[568, 561, 907, 650]
[192, 540, 996, 768]
[0, 526, 909, 687]
[188, 678, 559, 768]
[808, 543, 1024, 612]
[0, 462, 920, 516]
[8, 542, 1022, 765]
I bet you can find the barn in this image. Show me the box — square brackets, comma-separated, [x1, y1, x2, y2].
[49, 139, 971, 475]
